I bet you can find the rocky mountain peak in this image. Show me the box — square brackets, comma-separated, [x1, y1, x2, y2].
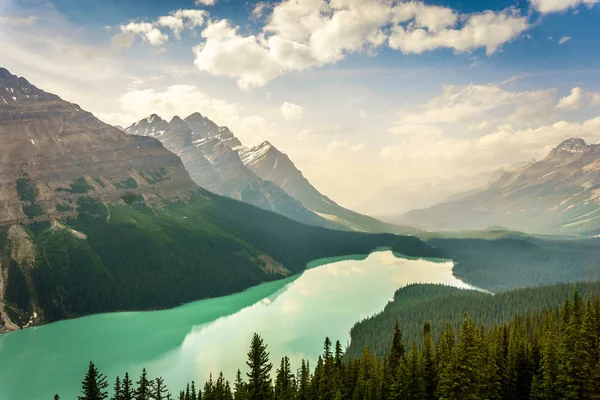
[550, 138, 589, 157]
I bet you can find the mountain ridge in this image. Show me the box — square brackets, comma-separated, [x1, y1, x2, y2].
[397, 137, 600, 235]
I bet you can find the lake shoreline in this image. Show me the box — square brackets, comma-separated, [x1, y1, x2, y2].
[2, 247, 449, 335]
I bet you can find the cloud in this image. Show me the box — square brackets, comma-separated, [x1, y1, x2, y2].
[120, 22, 168, 46]
[192, 1, 530, 89]
[281, 102, 304, 120]
[556, 87, 600, 110]
[393, 83, 556, 129]
[558, 36, 572, 44]
[252, 2, 271, 19]
[389, 7, 529, 56]
[556, 87, 584, 110]
[529, 0, 599, 14]
[195, 0, 216, 5]
[350, 144, 365, 153]
[381, 116, 600, 171]
[0, 15, 38, 25]
[327, 140, 365, 153]
[359, 110, 368, 119]
[121, 9, 208, 44]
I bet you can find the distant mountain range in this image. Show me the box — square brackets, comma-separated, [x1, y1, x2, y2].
[126, 114, 420, 235]
[397, 138, 600, 236]
[0, 66, 432, 332]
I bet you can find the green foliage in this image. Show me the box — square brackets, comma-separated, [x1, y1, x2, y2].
[16, 174, 38, 203]
[24, 190, 437, 323]
[56, 203, 72, 212]
[17, 174, 43, 218]
[141, 170, 167, 185]
[22, 203, 43, 218]
[70, 177, 94, 194]
[347, 282, 600, 358]
[78, 361, 108, 400]
[121, 193, 144, 206]
[70, 291, 600, 400]
[429, 237, 600, 292]
[4, 260, 31, 315]
[113, 178, 139, 190]
[246, 333, 272, 400]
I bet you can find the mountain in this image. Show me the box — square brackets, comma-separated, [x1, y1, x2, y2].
[397, 138, 600, 235]
[239, 141, 422, 235]
[126, 114, 334, 229]
[0, 68, 193, 226]
[0, 67, 436, 331]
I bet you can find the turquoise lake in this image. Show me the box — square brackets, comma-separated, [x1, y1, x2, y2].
[0, 251, 476, 399]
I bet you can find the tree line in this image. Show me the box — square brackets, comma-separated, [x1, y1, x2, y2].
[68, 290, 600, 400]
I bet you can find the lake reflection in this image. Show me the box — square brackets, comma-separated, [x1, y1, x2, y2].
[0, 251, 475, 400]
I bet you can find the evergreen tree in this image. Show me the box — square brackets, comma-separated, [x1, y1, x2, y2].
[78, 361, 109, 400]
[112, 377, 122, 400]
[135, 369, 151, 400]
[405, 343, 425, 400]
[245, 333, 272, 400]
[233, 369, 246, 400]
[275, 356, 294, 400]
[421, 322, 436, 400]
[151, 377, 169, 400]
[121, 373, 134, 400]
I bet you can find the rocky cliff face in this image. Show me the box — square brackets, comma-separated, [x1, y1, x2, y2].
[0, 67, 194, 227]
[126, 114, 332, 228]
[399, 138, 600, 235]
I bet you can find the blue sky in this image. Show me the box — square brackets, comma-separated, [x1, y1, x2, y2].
[1, 0, 600, 214]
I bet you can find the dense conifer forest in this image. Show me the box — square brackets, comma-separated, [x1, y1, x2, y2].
[347, 281, 600, 358]
[68, 289, 600, 400]
[430, 236, 600, 291]
[1, 190, 437, 325]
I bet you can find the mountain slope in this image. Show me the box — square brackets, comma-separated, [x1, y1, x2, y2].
[126, 114, 335, 229]
[0, 66, 435, 331]
[398, 138, 600, 235]
[239, 141, 422, 235]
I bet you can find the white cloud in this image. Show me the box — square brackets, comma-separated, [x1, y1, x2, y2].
[530, 0, 599, 14]
[252, 2, 271, 19]
[359, 109, 368, 119]
[122, 9, 208, 44]
[389, 7, 529, 55]
[195, 0, 216, 5]
[556, 87, 584, 110]
[350, 144, 365, 153]
[281, 102, 304, 120]
[0, 15, 38, 25]
[381, 116, 600, 171]
[120, 22, 168, 46]
[193, 20, 282, 90]
[394, 83, 555, 128]
[327, 140, 365, 154]
[157, 16, 184, 39]
[192, 1, 530, 89]
[557, 87, 600, 110]
[558, 36, 572, 44]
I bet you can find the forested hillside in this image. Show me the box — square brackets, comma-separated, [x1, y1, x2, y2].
[1, 189, 437, 327]
[347, 281, 600, 358]
[429, 236, 600, 291]
[70, 289, 600, 400]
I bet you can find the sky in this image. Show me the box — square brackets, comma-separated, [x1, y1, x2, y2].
[1, 0, 600, 215]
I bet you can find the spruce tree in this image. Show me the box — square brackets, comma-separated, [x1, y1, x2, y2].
[79, 361, 109, 400]
[245, 333, 272, 400]
[112, 377, 122, 400]
[121, 373, 134, 400]
[233, 369, 246, 400]
[421, 322, 436, 400]
[151, 377, 169, 400]
[135, 368, 151, 400]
